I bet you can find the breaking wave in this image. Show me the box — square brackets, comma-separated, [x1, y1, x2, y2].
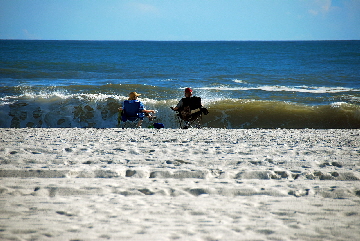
[1, 90, 359, 129]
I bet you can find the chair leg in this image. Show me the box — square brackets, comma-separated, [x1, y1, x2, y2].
[188, 114, 202, 129]
[176, 113, 203, 129]
[137, 120, 143, 128]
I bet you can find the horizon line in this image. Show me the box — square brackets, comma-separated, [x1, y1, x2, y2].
[1, 39, 359, 42]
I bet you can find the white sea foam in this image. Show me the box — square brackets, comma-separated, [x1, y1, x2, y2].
[197, 85, 360, 94]
[232, 79, 247, 84]
[331, 102, 349, 108]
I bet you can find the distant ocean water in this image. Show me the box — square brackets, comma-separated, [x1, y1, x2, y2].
[1, 40, 359, 128]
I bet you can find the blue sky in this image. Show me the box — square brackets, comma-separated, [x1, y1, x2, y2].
[1, 0, 359, 40]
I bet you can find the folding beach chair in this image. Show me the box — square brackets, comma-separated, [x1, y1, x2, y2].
[175, 96, 208, 129]
[118, 100, 145, 128]
[118, 100, 159, 128]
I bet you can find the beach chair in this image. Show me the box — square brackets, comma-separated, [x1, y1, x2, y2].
[118, 100, 145, 128]
[175, 96, 208, 129]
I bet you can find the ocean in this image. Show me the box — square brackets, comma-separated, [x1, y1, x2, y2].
[1, 40, 359, 128]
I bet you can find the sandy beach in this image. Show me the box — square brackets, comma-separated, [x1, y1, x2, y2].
[0, 128, 359, 241]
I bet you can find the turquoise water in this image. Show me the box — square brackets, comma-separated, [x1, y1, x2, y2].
[1, 40, 359, 128]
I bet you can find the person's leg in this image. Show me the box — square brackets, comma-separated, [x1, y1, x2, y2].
[137, 119, 143, 128]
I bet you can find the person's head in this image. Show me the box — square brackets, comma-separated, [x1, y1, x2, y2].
[128, 92, 141, 100]
[184, 88, 192, 97]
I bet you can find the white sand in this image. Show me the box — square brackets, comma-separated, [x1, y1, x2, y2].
[0, 128, 359, 241]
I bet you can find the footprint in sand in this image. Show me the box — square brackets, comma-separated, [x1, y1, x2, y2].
[56, 211, 74, 217]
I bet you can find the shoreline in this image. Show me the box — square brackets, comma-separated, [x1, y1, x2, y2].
[1, 128, 359, 240]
